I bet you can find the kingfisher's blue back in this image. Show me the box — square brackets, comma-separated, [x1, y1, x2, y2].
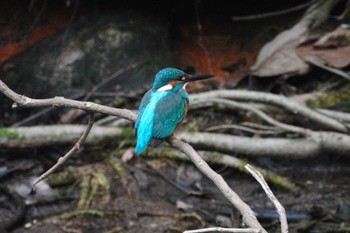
[134, 68, 188, 154]
[134, 67, 214, 154]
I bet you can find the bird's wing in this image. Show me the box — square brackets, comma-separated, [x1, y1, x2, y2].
[152, 91, 188, 139]
[135, 89, 152, 130]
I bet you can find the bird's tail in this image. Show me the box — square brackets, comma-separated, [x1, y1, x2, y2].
[135, 140, 149, 154]
[135, 126, 153, 154]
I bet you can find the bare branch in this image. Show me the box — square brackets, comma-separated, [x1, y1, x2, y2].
[3, 123, 350, 158]
[83, 61, 145, 101]
[32, 113, 95, 187]
[10, 92, 86, 127]
[169, 138, 266, 232]
[0, 79, 136, 122]
[304, 57, 350, 82]
[0, 79, 266, 232]
[245, 164, 288, 233]
[231, 0, 316, 21]
[209, 98, 310, 135]
[190, 90, 348, 133]
[180, 130, 350, 158]
[3, 124, 350, 158]
[317, 109, 350, 123]
[184, 227, 260, 233]
[206, 124, 285, 135]
[241, 122, 281, 131]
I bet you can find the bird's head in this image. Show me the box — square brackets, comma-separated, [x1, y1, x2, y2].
[152, 67, 214, 92]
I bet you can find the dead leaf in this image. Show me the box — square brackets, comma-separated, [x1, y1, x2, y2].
[250, 0, 340, 77]
[176, 200, 193, 210]
[121, 148, 135, 162]
[297, 43, 350, 68]
[296, 26, 350, 69]
[314, 27, 350, 49]
[250, 23, 310, 77]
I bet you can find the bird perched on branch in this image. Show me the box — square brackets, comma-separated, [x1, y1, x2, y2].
[135, 67, 214, 154]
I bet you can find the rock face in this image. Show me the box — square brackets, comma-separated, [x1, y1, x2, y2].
[0, 11, 174, 125]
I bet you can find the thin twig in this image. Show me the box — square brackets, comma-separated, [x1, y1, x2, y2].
[317, 109, 350, 123]
[231, 0, 316, 21]
[83, 61, 146, 101]
[194, 0, 213, 73]
[32, 112, 95, 187]
[57, 61, 144, 123]
[245, 164, 288, 233]
[0, 79, 136, 122]
[206, 124, 285, 135]
[190, 90, 348, 132]
[184, 227, 260, 233]
[0, 78, 266, 232]
[10, 92, 86, 127]
[304, 58, 350, 82]
[209, 98, 310, 135]
[169, 138, 266, 232]
[240, 122, 281, 131]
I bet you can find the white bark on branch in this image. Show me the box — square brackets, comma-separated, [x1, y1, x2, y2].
[208, 98, 310, 135]
[245, 164, 288, 233]
[190, 90, 349, 133]
[169, 138, 265, 232]
[317, 109, 350, 123]
[0, 79, 267, 232]
[184, 227, 260, 233]
[33, 113, 95, 186]
[0, 79, 136, 122]
[2, 125, 350, 158]
[178, 131, 350, 158]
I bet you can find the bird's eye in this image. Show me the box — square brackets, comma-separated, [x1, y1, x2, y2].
[177, 76, 186, 81]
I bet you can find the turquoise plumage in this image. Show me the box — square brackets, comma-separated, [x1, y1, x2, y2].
[135, 68, 214, 154]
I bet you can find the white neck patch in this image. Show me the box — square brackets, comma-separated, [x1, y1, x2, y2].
[157, 84, 173, 92]
[182, 83, 188, 90]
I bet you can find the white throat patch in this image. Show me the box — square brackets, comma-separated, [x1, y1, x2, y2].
[157, 84, 173, 92]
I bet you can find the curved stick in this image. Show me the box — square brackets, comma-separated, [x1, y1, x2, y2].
[169, 138, 266, 232]
[0, 79, 136, 122]
[190, 90, 348, 133]
[0, 79, 266, 232]
[246, 164, 288, 233]
[33, 113, 95, 186]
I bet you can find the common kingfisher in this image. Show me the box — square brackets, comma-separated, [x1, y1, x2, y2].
[135, 67, 214, 154]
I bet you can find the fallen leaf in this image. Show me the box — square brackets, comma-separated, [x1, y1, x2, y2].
[121, 148, 135, 162]
[250, 24, 310, 77]
[297, 43, 350, 68]
[314, 27, 350, 49]
[176, 200, 193, 210]
[250, 1, 340, 77]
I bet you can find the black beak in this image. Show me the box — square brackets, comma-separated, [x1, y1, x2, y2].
[186, 74, 215, 82]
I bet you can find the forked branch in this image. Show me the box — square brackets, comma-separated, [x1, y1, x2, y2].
[0, 79, 267, 232]
[32, 112, 95, 186]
